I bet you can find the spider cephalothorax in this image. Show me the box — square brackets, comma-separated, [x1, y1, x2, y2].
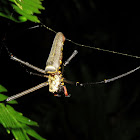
[48, 74, 62, 93]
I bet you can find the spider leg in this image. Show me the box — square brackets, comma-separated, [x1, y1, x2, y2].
[103, 66, 140, 83]
[1, 82, 48, 103]
[62, 50, 78, 74]
[25, 69, 48, 78]
[63, 50, 78, 67]
[63, 86, 69, 97]
[64, 66, 140, 86]
[10, 55, 45, 74]
[64, 79, 75, 85]
[2, 41, 45, 74]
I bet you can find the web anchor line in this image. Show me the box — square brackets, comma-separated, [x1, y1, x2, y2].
[66, 39, 140, 59]
[39, 22, 140, 59]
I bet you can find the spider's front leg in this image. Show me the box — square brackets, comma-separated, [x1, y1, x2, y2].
[0, 82, 48, 103]
[2, 41, 45, 74]
[10, 54, 45, 74]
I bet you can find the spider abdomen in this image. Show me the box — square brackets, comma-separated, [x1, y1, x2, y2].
[45, 32, 65, 74]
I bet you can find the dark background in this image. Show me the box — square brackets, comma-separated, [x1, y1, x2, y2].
[0, 0, 140, 140]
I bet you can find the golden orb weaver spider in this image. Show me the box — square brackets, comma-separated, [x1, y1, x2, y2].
[1, 23, 140, 103]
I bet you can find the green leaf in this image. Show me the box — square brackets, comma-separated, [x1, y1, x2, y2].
[18, 15, 27, 22]
[0, 87, 46, 140]
[0, 93, 18, 104]
[0, 102, 46, 140]
[24, 125, 46, 140]
[12, 4, 40, 23]
[0, 0, 45, 22]
[7, 105, 38, 126]
[0, 85, 8, 92]
[0, 85, 18, 104]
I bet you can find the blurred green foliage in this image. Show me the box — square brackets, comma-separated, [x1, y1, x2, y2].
[0, 85, 46, 140]
[0, 0, 45, 22]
